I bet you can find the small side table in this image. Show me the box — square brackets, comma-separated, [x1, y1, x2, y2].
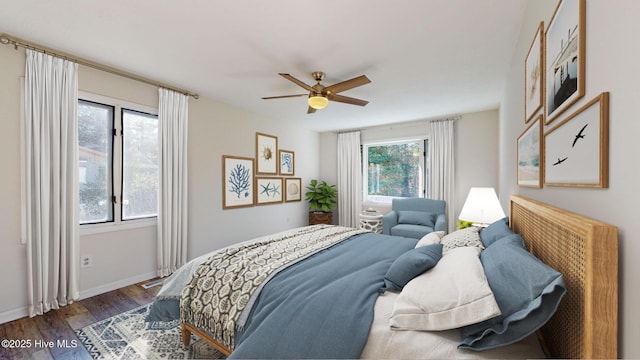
[360, 212, 383, 233]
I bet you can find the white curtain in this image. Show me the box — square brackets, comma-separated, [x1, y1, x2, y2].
[157, 88, 189, 277]
[429, 119, 456, 233]
[23, 49, 80, 317]
[337, 131, 362, 228]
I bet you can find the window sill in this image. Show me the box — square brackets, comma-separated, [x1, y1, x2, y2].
[80, 218, 157, 236]
[363, 199, 392, 206]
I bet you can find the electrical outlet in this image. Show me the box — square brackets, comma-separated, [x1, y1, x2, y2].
[81, 254, 93, 268]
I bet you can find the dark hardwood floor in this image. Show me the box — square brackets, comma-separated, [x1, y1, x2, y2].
[0, 279, 161, 360]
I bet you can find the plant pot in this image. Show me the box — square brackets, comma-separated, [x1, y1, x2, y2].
[309, 211, 332, 225]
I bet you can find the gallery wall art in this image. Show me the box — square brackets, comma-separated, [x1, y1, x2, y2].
[256, 177, 283, 205]
[544, 92, 609, 188]
[279, 149, 295, 175]
[222, 131, 300, 209]
[284, 177, 302, 202]
[544, 0, 586, 124]
[517, 115, 543, 188]
[222, 155, 255, 209]
[256, 132, 278, 174]
[525, 21, 544, 123]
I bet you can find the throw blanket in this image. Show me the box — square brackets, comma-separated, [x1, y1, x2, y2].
[180, 225, 367, 350]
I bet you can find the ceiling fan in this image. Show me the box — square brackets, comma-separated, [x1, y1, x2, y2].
[262, 72, 371, 114]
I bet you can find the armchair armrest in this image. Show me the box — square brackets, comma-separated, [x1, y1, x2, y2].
[434, 213, 447, 232]
[382, 211, 398, 235]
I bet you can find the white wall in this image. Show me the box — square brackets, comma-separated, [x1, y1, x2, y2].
[319, 109, 501, 223]
[500, 1, 640, 357]
[187, 97, 319, 257]
[0, 39, 28, 324]
[0, 45, 318, 322]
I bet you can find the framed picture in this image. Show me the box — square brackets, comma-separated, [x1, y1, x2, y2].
[544, 0, 586, 124]
[256, 132, 278, 174]
[279, 149, 295, 175]
[256, 177, 283, 205]
[525, 21, 544, 123]
[222, 155, 254, 209]
[544, 92, 609, 188]
[284, 177, 302, 202]
[517, 115, 543, 188]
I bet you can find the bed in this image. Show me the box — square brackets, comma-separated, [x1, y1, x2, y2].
[148, 195, 618, 359]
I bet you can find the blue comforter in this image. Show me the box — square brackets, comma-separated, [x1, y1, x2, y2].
[230, 232, 417, 359]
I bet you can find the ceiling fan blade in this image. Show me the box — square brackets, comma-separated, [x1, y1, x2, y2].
[307, 106, 317, 114]
[262, 94, 308, 100]
[324, 75, 371, 94]
[328, 94, 369, 107]
[279, 73, 315, 92]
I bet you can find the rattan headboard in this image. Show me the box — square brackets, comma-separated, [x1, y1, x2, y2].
[510, 195, 618, 359]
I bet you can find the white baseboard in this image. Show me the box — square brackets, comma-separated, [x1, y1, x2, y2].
[0, 307, 28, 325]
[79, 271, 157, 300]
[0, 271, 158, 325]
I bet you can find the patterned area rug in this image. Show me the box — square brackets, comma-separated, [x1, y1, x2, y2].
[76, 304, 226, 359]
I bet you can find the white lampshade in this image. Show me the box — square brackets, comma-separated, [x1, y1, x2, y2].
[458, 187, 506, 226]
[308, 95, 329, 109]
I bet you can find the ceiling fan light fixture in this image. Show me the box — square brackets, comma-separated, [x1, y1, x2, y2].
[308, 94, 329, 110]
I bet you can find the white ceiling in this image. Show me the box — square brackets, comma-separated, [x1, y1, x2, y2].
[0, 0, 526, 132]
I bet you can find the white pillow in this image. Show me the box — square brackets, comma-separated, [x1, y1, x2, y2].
[440, 226, 483, 254]
[390, 246, 501, 331]
[415, 231, 445, 248]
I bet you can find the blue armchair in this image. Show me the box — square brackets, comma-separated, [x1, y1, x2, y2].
[382, 198, 447, 239]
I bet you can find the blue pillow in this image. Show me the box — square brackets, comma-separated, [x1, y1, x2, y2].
[458, 238, 566, 351]
[479, 217, 513, 248]
[380, 244, 443, 293]
[493, 233, 526, 249]
[398, 211, 435, 227]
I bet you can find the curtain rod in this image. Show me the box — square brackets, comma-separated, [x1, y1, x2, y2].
[0, 33, 199, 99]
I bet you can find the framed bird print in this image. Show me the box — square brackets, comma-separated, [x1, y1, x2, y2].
[256, 132, 278, 174]
[544, 92, 609, 188]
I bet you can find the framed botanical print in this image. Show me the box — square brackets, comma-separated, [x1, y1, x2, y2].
[222, 155, 254, 209]
[525, 21, 544, 123]
[544, 0, 586, 124]
[256, 132, 278, 174]
[279, 149, 295, 176]
[284, 177, 302, 202]
[544, 92, 609, 188]
[255, 177, 283, 205]
[517, 115, 543, 188]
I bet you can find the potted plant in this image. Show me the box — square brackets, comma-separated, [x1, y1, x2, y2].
[305, 179, 338, 225]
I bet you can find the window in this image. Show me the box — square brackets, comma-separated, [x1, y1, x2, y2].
[78, 100, 114, 223]
[78, 94, 158, 225]
[121, 109, 159, 220]
[363, 139, 428, 203]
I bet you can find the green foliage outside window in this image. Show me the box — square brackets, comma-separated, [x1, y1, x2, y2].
[367, 142, 422, 198]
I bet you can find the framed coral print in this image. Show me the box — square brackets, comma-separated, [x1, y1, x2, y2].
[256, 132, 278, 174]
[544, 92, 609, 188]
[284, 177, 302, 202]
[279, 149, 295, 176]
[256, 177, 283, 205]
[223, 155, 254, 209]
[517, 115, 543, 188]
[544, 0, 585, 124]
[525, 21, 544, 123]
